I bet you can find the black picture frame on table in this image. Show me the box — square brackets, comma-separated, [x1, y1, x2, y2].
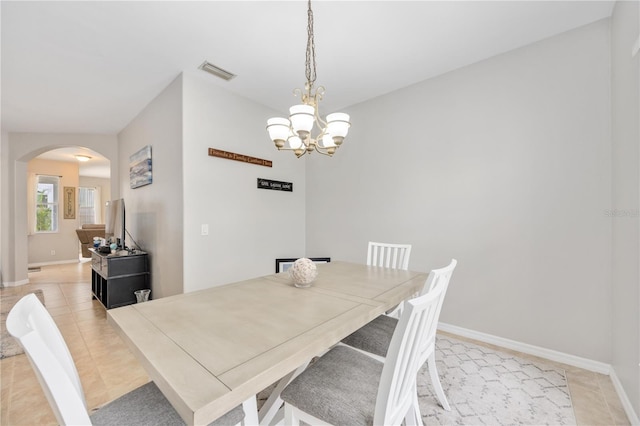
[275, 257, 331, 273]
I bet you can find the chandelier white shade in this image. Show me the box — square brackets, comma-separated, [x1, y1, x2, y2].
[266, 0, 350, 158]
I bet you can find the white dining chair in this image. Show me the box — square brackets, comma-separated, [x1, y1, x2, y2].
[367, 241, 413, 318]
[367, 241, 412, 270]
[6, 293, 251, 426]
[341, 259, 457, 414]
[280, 281, 446, 426]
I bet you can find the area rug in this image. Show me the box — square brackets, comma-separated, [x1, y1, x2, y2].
[257, 335, 576, 425]
[0, 290, 45, 359]
[418, 335, 576, 425]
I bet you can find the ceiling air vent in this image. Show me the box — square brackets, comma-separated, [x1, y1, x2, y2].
[198, 61, 236, 81]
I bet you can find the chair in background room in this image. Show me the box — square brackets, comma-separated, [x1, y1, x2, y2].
[75, 224, 106, 258]
[6, 293, 252, 426]
[280, 280, 446, 426]
[342, 259, 457, 413]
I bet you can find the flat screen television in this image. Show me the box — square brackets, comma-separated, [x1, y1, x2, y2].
[104, 199, 126, 250]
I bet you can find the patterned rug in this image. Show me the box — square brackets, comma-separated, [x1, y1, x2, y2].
[418, 335, 576, 425]
[257, 335, 576, 425]
[0, 290, 45, 359]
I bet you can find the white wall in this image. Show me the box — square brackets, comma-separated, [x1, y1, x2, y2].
[118, 75, 184, 299]
[307, 19, 612, 362]
[611, 0, 640, 416]
[27, 159, 79, 264]
[182, 71, 306, 292]
[0, 133, 118, 285]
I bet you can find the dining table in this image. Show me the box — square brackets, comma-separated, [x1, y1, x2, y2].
[107, 260, 427, 426]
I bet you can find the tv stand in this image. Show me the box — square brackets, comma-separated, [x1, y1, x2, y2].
[90, 248, 150, 309]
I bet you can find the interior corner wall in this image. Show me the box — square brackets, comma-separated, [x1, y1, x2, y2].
[181, 71, 305, 293]
[306, 19, 612, 362]
[118, 74, 184, 299]
[611, 0, 640, 417]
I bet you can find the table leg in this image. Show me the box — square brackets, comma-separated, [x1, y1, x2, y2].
[242, 395, 259, 426]
[258, 361, 310, 426]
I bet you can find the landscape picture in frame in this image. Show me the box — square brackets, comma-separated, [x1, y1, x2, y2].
[275, 257, 331, 273]
[130, 145, 152, 189]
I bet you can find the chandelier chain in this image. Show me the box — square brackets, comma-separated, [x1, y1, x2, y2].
[305, 0, 316, 87]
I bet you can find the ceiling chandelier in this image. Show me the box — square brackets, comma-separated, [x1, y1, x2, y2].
[266, 0, 350, 158]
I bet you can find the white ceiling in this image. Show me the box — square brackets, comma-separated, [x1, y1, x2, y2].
[2, 1, 615, 169]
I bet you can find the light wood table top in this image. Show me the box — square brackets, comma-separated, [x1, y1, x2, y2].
[107, 261, 427, 425]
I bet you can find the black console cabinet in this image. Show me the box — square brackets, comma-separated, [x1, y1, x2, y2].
[90, 249, 150, 309]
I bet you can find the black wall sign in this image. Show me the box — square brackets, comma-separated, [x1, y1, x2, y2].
[257, 178, 293, 192]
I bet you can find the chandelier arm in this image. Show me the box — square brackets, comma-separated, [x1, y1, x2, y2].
[312, 91, 327, 127]
[313, 86, 325, 105]
[313, 144, 333, 157]
[279, 143, 308, 158]
[314, 111, 327, 128]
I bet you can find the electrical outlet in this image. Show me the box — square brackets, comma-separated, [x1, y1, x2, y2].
[51, 250, 56, 256]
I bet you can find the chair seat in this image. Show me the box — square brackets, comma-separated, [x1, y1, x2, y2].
[90, 382, 244, 426]
[342, 314, 398, 358]
[280, 346, 383, 426]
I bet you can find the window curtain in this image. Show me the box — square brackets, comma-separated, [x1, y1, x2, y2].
[78, 187, 97, 225]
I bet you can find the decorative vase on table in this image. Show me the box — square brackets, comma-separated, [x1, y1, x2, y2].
[289, 258, 318, 288]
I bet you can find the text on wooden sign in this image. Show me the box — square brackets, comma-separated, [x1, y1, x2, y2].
[208, 148, 272, 168]
[257, 178, 293, 192]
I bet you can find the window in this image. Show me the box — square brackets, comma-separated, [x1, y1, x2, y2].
[35, 175, 59, 232]
[78, 187, 97, 225]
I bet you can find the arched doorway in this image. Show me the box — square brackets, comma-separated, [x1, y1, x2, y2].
[28, 147, 111, 265]
[1, 133, 119, 287]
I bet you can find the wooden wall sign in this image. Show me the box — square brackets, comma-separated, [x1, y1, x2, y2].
[257, 178, 293, 192]
[208, 148, 272, 168]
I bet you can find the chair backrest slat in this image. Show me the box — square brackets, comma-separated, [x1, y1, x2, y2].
[374, 279, 445, 425]
[419, 259, 457, 365]
[367, 241, 412, 270]
[6, 294, 91, 425]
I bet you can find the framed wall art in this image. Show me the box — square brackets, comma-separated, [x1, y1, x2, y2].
[63, 186, 75, 219]
[130, 145, 152, 189]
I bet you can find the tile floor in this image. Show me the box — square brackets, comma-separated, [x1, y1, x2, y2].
[0, 261, 631, 425]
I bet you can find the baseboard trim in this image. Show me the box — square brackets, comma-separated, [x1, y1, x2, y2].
[28, 259, 79, 268]
[609, 368, 640, 425]
[1, 278, 30, 287]
[438, 322, 610, 373]
[438, 322, 640, 425]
